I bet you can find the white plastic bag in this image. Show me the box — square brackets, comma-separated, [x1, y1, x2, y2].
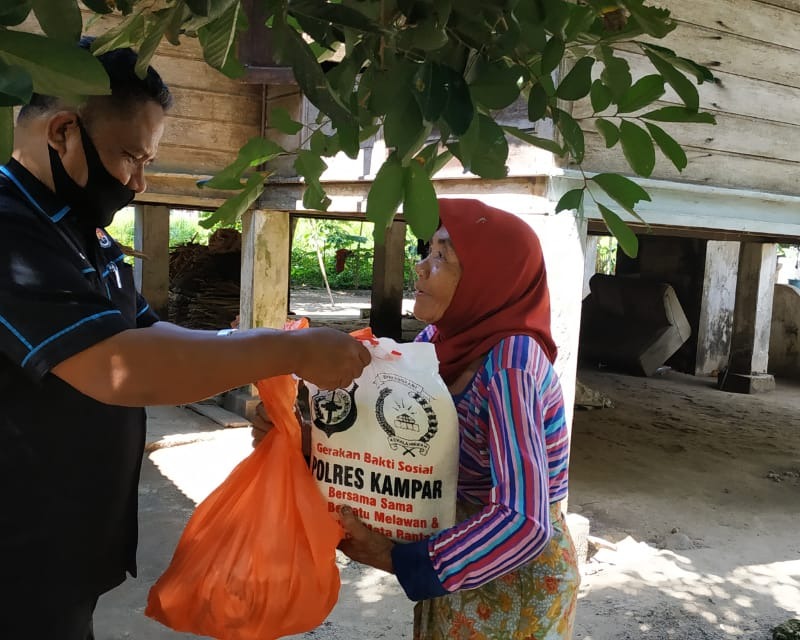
[306, 333, 458, 542]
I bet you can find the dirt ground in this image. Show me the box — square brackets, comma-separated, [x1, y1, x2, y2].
[569, 368, 800, 640]
[93, 290, 800, 639]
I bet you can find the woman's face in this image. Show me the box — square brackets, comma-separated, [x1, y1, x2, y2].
[413, 226, 462, 324]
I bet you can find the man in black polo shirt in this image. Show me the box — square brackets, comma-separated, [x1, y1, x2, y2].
[0, 40, 369, 639]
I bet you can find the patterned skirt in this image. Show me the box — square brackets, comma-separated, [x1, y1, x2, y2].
[413, 502, 580, 640]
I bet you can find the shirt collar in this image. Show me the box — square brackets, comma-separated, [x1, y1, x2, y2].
[0, 157, 72, 222]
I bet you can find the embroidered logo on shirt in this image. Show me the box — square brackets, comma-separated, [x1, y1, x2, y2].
[96, 228, 112, 248]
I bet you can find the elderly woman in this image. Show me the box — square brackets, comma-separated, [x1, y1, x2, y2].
[338, 198, 580, 639]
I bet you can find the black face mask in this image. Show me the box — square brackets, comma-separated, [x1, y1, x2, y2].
[48, 119, 135, 229]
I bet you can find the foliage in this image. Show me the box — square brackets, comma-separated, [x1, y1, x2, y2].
[106, 208, 216, 248]
[291, 218, 419, 290]
[595, 235, 618, 275]
[1, 0, 718, 256]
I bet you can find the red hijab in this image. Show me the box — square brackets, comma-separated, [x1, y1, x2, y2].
[430, 198, 557, 385]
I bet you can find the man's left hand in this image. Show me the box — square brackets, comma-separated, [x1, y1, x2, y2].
[338, 507, 395, 574]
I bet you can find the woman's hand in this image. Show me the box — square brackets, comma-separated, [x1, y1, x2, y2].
[250, 402, 273, 448]
[250, 402, 310, 454]
[338, 506, 395, 574]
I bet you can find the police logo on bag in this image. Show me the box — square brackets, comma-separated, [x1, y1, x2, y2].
[312, 383, 359, 437]
[374, 373, 438, 457]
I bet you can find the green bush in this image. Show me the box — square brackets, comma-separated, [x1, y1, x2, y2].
[290, 247, 418, 290]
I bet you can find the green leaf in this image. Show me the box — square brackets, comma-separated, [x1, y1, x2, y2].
[440, 67, 473, 136]
[295, 148, 328, 183]
[397, 14, 449, 51]
[541, 36, 564, 74]
[554, 108, 584, 163]
[619, 120, 655, 177]
[295, 149, 331, 211]
[645, 121, 687, 171]
[403, 161, 439, 241]
[616, 74, 665, 113]
[620, 0, 675, 38]
[641, 43, 714, 84]
[599, 50, 631, 102]
[0, 106, 12, 163]
[185, 0, 212, 16]
[309, 130, 341, 156]
[269, 107, 303, 135]
[302, 181, 332, 211]
[594, 118, 619, 147]
[366, 154, 405, 244]
[0, 59, 32, 105]
[384, 95, 430, 165]
[590, 80, 612, 113]
[450, 114, 508, 179]
[527, 82, 548, 121]
[335, 117, 360, 159]
[271, 17, 353, 127]
[591, 173, 651, 216]
[469, 59, 521, 110]
[91, 12, 146, 55]
[555, 188, 584, 213]
[413, 61, 448, 122]
[199, 174, 265, 229]
[0, 0, 32, 26]
[198, 1, 246, 78]
[135, 9, 180, 79]
[556, 56, 594, 101]
[645, 49, 698, 111]
[503, 125, 563, 155]
[598, 203, 638, 257]
[31, 0, 82, 43]
[290, 0, 377, 34]
[641, 106, 716, 124]
[0, 30, 110, 99]
[80, 0, 111, 13]
[200, 137, 284, 190]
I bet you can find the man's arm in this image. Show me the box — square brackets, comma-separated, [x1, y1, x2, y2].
[52, 321, 369, 407]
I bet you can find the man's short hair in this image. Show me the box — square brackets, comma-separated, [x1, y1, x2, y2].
[19, 36, 172, 120]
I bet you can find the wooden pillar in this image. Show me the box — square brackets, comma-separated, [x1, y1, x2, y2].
[370, 220, 407, 340]
[718, 242, 777, 393]
[133, 204, 170, 319]
[239, 208, 291, 330]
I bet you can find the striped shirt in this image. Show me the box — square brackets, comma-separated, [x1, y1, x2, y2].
[391, 328, 570, 600]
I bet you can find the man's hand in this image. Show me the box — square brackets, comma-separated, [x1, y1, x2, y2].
[338, 506, 395, 573]
[291, 328, 370, 390]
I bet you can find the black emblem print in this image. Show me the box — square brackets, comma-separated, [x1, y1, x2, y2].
[312, 383, 359, 437]
[374, 374, 438, 457]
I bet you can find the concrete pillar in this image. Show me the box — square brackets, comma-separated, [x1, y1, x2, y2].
[718, 242, 777, 393]
[370, 220, 407, 341]
[525, 213, 587, 438]
[695, 241, 739, 376]
[133, 204, 170, 319]
[582, 235, 600, 299]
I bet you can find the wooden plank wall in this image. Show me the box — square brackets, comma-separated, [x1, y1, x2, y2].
[572, 0, 800, 196]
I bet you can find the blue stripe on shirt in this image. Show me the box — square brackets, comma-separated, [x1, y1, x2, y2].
[21, 309, 122, 368]
[0, 314, 33, 350]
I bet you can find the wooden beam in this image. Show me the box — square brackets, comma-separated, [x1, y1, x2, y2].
[370, 220, 407, 341]
[240, 209, 290, 330]
[133, 204, 171, 319]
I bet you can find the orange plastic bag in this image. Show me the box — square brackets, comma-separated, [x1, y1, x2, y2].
[145, 318, 343, 640]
